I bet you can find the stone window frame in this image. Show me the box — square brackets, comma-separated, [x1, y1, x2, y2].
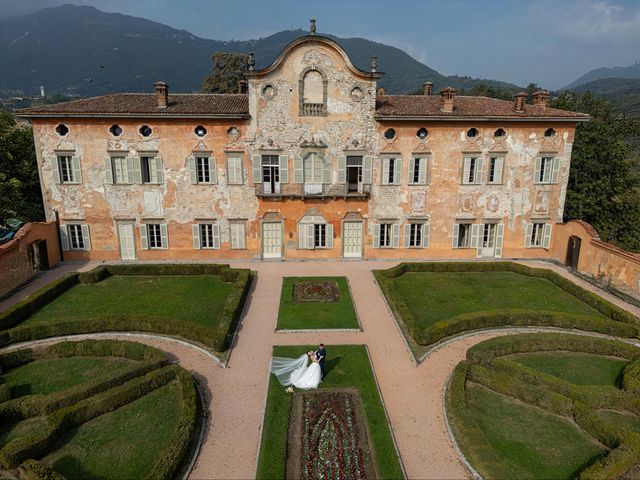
[298, 67, 328, 117]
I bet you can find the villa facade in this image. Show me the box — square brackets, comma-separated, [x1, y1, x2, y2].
[18, 33, 589, 262]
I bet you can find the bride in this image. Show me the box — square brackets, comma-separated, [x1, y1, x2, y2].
[270, 351, 322, 390]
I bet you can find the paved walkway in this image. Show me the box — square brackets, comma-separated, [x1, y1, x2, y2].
[2, 260, 639, 479]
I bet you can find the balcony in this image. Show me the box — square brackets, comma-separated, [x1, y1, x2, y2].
[255, 183, 370, 199]
[301, 103, 325, 116]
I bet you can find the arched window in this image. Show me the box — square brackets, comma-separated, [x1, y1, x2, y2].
[299, 68, 327, 116]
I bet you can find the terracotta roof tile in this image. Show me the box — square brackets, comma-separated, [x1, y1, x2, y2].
[375, 95, 589, 120]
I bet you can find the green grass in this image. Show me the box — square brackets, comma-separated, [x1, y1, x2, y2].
[597, 410, 640, 435]
[25, 275, 232, 329]
[1, 357, 136, 396]
[510, 351, 629, 386]
[0, 417, 48, 445]
[44, 381, 181, 480]
[277, 277, 359, 330]
[387, 271, 606, 330]
[256, 345, 402, 479]
[466, 383, 606, 479]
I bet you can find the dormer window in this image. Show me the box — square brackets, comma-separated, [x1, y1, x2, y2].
[299, 68, 327, 116]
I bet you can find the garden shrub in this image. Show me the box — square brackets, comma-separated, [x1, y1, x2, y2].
[579, 444, 640, 480]
[573, 402, 624, 448]
[0, 383, 9, 403]
[0, 349, 35, 370]
[17, 459, 65, 480]
[621, 359, 640, 394]
[39, 339, 165, 362]
[77, 266, 110, 284]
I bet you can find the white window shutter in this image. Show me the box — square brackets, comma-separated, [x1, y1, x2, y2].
[132, 157, 142, 183]
[452, 223, 460, 248]
[326, 223, 334, 248]
[418, 158, 428, 184]
[297, 223, 307, 249]
[80, 224, 91, 250]
[475, 157, 484, 184]
[542, 224, 552, 249]
[381, 158, 390, 185]
[238, 224, 246, 249]
[495, 224, 504, 258]
[408, 158, 416, 184]
[154, 157, 164, 184]
[394, 158, 402, 184]
[105, 157, 113, 184]
[373, 224, 381, 248]
[525, 223, 533, 247]
[188, 155, 197, 184]
[231, 223, 246, 249]
[160, 223, 169, 249]
[494, 157, 504, 183]
[52, 158, 61, 184]
[462, 158, 471, 184]
[147, 157, 158, 183]
[363, 155, 373, 184]
[72, 156, 82, 183]
[534, 158, 542, 183]
[470, 224, 481, 248]
[59, 225, 69, 251]
[391, 223, 400, 248]
[279, 155, 289, 183]
[212, 224, 221, 249]
[422, 223, 430, 248]
[551, 158, 561, 183]
[337, 156, 347, 183]
[139, 225, 148, 250]
[322, 156, 332, 184]
[403, 224, 411, 248]
[294, 155, 303, 183]
[209, 157, 217, 184]
[252, 155, 262, 183]
[192, 224, 201, 249]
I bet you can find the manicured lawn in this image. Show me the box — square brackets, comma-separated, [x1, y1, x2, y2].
[1, 356, 136, 396]
[25, 275, 232, 329]
[44, 381, 181, 480]
[277, 277, 359, 330]
[466, 383, 605, 479]
[510, 351, 628, 386]
[598, 410, 640, 434]
[0, 417, 47, 445]
[256, 345, 402, 479]
[387, 271, 605, 330]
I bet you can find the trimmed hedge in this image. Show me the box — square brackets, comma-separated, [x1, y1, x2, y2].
[621, 359, 640, 394]
[579, 444, 640, 480]
[17, 459, 66, 480]
[375, 262, 639, 347]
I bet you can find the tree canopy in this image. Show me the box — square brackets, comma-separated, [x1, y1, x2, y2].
[200, 52, 248, 94]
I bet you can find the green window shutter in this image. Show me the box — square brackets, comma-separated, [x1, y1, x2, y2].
[337, 156, 346, 183]
[408, 158, 416, 184]
[71, 156, 82, 183]
[139, 225, 148, 250]
[132, 157, 142, 183]
[160, 223, 169, 249]
[422, 223, 430, 248]
[493, 157, 504, 183]
[403, 224, 411, 248]
[381, 158, 390, 185]
[452, 223, 460, 248]
[52, 157, 61, 184]
[418, 158, 427, 184]
[322, 156, 332, 184]
[391, 223, 400, 248]
[212, 224, 220, 249]
[495, 224, 504, 258]
[551, 158, 561, 183]
[373, 224, 380, 248]
[252, 155, 262, 183]
[279, 155, 289, 183]
[475, 157, 484, 184]
[192, 224, 201, 249]
[525, 223, 533, 247]
[104, 157, 113, 184]
[542, 224, 552, 249]
[209, 157, 217, 184]
[363, 155, 373, 184]
[462, 157, 471, 184]
[534, 158, 542, 183]
[326, 224, 334, 248]
[154, 157, 164, 184]
[80, 224, 91, 250]
[293, 155, 303, 183]
[394, 158, 402, 184]
[188, 155, 198, 184]
[59, 225, 70, 251]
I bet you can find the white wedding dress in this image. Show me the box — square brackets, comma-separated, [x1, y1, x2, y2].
[270, 354, 322, 390]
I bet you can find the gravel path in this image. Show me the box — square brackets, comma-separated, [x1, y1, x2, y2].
[2, 260, 638, 479]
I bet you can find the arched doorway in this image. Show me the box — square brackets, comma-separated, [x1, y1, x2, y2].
[566, 236, 581, 269]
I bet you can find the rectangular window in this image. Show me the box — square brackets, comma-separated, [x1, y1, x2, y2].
[112, 156, 129, 184]
[58, 155, 74, 183]
[379, 223, 392, 248]
[314, 223, 327, 248]
[68, 224, 84, 250]
[147, 224, 163, 249]
[538, 157, 553, 183]
[462, 157, 482, 184]
[409, 223, 422, 247]
[197, 157, 211, 183]
[381, 157, 401, 185]
[304, 153, 323, 184]
[60, 223, 91, 251]
[230, 222, 246, 249]
[141, 156, 152, 183]
[530, 223, 545, 247]
[488, 156, 504, 184]
[456, 223, 471, 248]
[409, 158, 428, 185]
[227, 156, 243, 185]
[199, 224, 216, 249]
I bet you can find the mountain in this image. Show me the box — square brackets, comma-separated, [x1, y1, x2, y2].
[564, 62, 640, 90]
[569, 78, 640, 118]
[0, 4, 520, 98]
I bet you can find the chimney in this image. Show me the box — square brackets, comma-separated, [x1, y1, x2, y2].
[377, 87, 386, 96]
[238, 79, 248, 94]
[154, 81, 169, 109]
[423, 82, 433, 95]
[440, 87, 457, 113]
[514, 92, 527, 112]
[532, 90, 549, 109]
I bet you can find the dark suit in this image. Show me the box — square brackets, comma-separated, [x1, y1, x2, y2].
[315, 347, 326, 377]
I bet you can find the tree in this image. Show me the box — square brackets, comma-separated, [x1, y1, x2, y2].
[201, 52, 248, 94]
[552, 92, 640, 252]
[0, 110, 44, 224]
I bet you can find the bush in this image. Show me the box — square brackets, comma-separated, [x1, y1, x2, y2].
[77, 266, 110, 284]
[621, 359, 640, 394]
[0, 348, 35, 370]
[17, 459, 65, 480]
[0, 384, 9, 403]
[579, 444, 640, 480]
[38, 339, 166, 362]
[573, 402, 624, 448]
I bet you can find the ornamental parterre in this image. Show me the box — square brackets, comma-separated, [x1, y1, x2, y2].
[293, 280, 340, 303]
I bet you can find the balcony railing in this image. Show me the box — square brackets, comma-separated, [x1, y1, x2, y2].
[255, 183, 370, 199]
[301, 103, 325, 116]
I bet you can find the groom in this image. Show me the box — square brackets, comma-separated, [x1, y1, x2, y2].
[315, 343, 326, 377]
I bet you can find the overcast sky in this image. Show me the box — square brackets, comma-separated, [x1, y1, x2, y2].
[3, 0, 640, 89]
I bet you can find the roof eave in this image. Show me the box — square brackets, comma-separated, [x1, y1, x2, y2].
[374, 115, 590, 122]
[16, 113, 251, 120]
